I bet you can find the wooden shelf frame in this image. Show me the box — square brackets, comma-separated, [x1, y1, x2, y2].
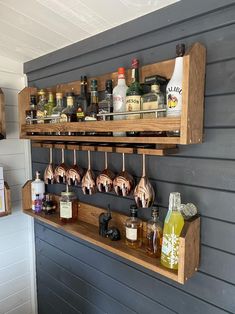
[18, 42, 206, 149]
[22, 180, 200, 284]
[0, 88, 6, 139]
[0, 182, 12, 217]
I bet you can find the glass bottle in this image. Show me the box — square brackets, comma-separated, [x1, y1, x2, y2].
[98, 79, 113, 121]
[61, 92, 77, 123]
[166, 43, 185, 136]
[146, 206, 163, 258]
[31, 171, 45, 211]
[36, 89, 47, 124]
[76, 76, 88, 122]
[85, 79, 99, 121]
[51, 92, 64, 123]
[34, 194, 42, 213]
[44, 91, 55, 120]
[60, 184, 78, 223]
[126, 58, 142, 136]
[42, 193, 56, 215]
[25, 94, 37, 125]
[125, 205, 142, 249]
[161, 192, 184, 270]
[113, 67, 128, 137]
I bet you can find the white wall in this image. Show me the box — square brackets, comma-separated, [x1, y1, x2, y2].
[0, 56, 36, 314]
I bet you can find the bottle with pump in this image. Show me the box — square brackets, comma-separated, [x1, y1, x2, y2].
[166, 43, 185, 136]
[146, 206, 163, 258]
[125, 205, 142, 249]
[113, 67, 128, 137]
[161, 192, 184, 270]
[31, 171, 45, 211]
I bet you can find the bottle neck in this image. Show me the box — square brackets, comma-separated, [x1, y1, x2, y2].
[48, 94, 54, 103]
[171, 56, 183, 80]
[67, 97, 74, 107]
[90, 91, 98, 105]
[56, 98, 63, 108]
[81, 84, 87, 97]
[131, 68, 139, 83]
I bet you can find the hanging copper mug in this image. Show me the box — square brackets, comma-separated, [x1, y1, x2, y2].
[113, 153, 134, 196]
[44, 147, 55, 184]
[54, 148, 67, 183]
[134, 154, 155, 208]
[96, 152, 115, 192]
[82, 151, 96, 195]
[66, 150, 83, 186]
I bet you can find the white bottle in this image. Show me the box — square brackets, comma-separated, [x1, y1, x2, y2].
[113, 67, 128, 137]
[166, 44, 185, 117]
[31, 171, 45, 211]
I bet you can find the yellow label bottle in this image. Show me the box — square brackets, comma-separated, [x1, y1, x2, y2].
[161, 192, 184, 270]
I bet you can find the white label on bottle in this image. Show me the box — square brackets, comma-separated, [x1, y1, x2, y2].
[126, 96, 141, 119]
[161, 233, 180, 266]
[126, 227, 137, 241]
[31, 182, 45, 210]
[60, 201, 72, 218]
[113, 95, 125, 112]
[166, 85, 182, 116]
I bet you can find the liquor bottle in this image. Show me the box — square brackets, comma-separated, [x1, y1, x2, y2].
[31, 171, 45, 211]
[34, 194, 42, 213]
[113, 67, 128, 137]
[166, 43, 185, 136]
[44, 91, 55, 120]
[98, 79, 113, 120]
[126, 58, 142, 136]
[25, 95, 37, 125]
[60, 92, 77, 123]
[161, 192, 184, 270]
[85, 79, 99, 121]
[36, 89, 47, 124]
[125, 205, 142, 249]
[146, 206, 163, 258]
[76, 76, 88, 122]
[51, 92, 64, 123]
[140, 82, 166, 136]
[60, 185, 78, 223]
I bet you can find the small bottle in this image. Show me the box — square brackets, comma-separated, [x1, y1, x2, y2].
[44, 91, 55, 120]
[161, 192, 184, 270]
[85, 79, 99, 121]
[31, 171, 45, 211]
[146, 206, 163, 258]
[113, 67, 128, 137]
[60, 185, 78, 223]
[51, 92, 64, 123]
[60, 92, 77, 123]
[166, 43, 185, 136]
[36, 89, 47, 124]
[76, 76, 88, 122]
[125, 205, 142, 249]
[34, 194, 42, 213]
[25, 95, 37, 125]
[98, 79, 113, 121]
[42, 193, 56, 215]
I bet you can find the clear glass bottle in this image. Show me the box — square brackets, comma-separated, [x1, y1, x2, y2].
[98, 79, 113, 121]
[51, 92, 64, 123]
[125, 205, 142, 249]
[166, 43, 185, 136]
[59, 185, 78, 223]
[36, 89, 47, 124]
[31, 171, 45, 211]
[60, 92, 77, 123]
[146, 206, 163, 258]
[76, 76, 88, 122]
[161, 192, 184, 270]
[85, 79, 99, 121]
[44, 91, 55, 120]
[113, 67, 128, 137]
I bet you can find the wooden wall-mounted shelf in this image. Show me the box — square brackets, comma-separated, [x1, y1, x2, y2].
[22, 180, 200, 284]
[0, 88, 6, 139]
[0, 182, 11, 217]
[18, 42, 206, 153]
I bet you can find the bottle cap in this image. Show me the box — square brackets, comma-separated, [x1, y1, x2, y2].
[36, 194, 39, 196]
[131, 58, 139, 69]
[38, 89, 45, 96]
[176, 44, 185, 57]
[105, 79, 113, 87]
[118, 67, 125, 75]
[91, 79, 98, 91]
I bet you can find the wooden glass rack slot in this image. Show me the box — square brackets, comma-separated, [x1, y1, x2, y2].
[0, 88, 6, 139]
[18, 42, 206, 150]
[0, 182, 11, 217]
[22, 180, 200, 284]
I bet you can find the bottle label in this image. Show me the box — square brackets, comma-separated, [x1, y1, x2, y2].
[60, 201, 72, 218]
[142, 100, 159, 119]
[126, 227, 137, 241]
[126, 95, 141, 120]
[161, 233, 180, 267]
[60, 113, 68, 122]
[166, 85, 182, 116]
[76, 110, 85, 120]
[113, 95, 125, 112]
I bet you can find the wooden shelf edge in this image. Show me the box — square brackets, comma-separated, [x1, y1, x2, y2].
[0, 182, 11, 217]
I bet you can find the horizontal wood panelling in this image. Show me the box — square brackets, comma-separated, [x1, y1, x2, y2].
[0, 260, 30, 285]
[0, 288, 31, 314]
[5, 301, 32, 314]
[0, 274, 30, 302]
[35, 225, 229, 314]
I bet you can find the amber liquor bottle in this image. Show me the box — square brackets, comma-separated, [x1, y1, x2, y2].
[125, 205, 142, 249]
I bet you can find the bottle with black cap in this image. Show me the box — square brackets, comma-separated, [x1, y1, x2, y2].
[125, 204, 142, 249]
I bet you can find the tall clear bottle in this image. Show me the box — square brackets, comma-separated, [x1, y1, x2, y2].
[31, 171, 45, 211]
[76, 76, 88, 122]
[166, 44, 185, 136]
[146, 206, 163, 258]
[113, 67, 128, 137]
[161, 192, 184, 270]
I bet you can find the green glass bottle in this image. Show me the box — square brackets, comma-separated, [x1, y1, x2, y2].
[44, 91, 55, 119]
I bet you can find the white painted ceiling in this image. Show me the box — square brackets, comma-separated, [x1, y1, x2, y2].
[0, 0, 178, 63]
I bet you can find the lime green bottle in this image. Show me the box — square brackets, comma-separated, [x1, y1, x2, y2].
[161, 192, 184, 270]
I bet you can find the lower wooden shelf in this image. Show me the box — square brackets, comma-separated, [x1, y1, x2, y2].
[22, 180, 200, 284]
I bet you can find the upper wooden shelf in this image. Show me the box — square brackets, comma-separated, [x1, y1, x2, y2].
[18, 42, 206, 149]
[22, 180, 200, 284]
[0, 89, 6, 139]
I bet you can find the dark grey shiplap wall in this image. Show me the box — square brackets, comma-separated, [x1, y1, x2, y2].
[25, 1, 235, 313]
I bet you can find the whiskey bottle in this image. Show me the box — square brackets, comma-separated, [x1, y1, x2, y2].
[113, 67, 128, 137]
[126, 58, 142, 136]
[166, 44, 185, 136]
[146, 206, 163, 258]
[125, 205, 142, 249]
[60, 185, 78, 223]
[61, 92, 77, 123]
[76, 76, 88, 122]
[161, 192, 184, 270]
